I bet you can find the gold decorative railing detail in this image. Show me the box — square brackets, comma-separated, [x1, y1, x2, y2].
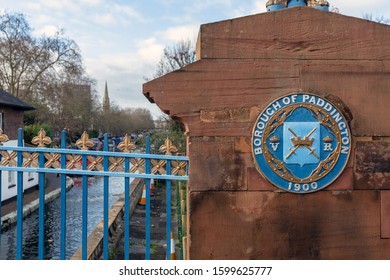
[117, 135, 136, 153]
[105, 134, 137, 172]
[151, 159, 167, 174]
[151, 138, 187, 175]
[159, 138, 178, 155]
[66, 154, 82, 170]
[87, 156, 103, 171]
[130, 158, 145, 173]
[75, 132, 94, 150]
[0, 129, 187, 178]
[31, 129, 52, 147]
[0, 151, 17, 166]
[109, 157, 125, 172]
[22, 152, 39, 168]
[172, 160, 187, 176]
[0, 129, 9, 144]
[44, 153, 61, 169]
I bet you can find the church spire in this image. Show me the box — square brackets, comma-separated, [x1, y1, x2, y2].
[103, 81, 110, 114]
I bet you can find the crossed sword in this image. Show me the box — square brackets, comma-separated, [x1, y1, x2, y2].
[285, 127, 319, 159]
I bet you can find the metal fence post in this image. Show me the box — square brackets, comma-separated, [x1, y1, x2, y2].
[103, 133, 109, 260]
[124, 153, 130, 260]
[82, 151, 88, 259]
[145, 135, 151, 260]
[60, 130, 67, 260]
[166, 160, 172, 260]
[16, 128, 24, 260]
[38, 146, 46, 259]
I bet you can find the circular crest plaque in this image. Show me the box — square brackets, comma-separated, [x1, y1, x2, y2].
[252, 93, 351, 193]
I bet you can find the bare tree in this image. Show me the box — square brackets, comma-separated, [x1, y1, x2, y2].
[0, 12, 100, 138]
[100, 105, 154, 137]
[329, 6, 339, 13]
[0, 12, 83, 99]
[363, 13, 390, 24]
[153, 38, 196, 78]
[148, 38, 197, 136]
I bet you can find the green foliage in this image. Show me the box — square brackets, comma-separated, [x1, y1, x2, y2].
[152, 116, 186, 153]
[103, 106, 155, 137]
[137, 128, 186, 155]
[152, 129, 186, 154]
[24, 124, 53, 145]
[23, 98, 51, 125]
[87, 129, 99, 138]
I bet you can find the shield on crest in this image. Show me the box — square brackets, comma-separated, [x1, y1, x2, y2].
[283, 122, 320, 166]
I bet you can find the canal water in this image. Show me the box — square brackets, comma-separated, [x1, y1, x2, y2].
[0, 176, 129, 260]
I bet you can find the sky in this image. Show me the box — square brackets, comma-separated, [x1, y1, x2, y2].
[1, 0, 390, 119]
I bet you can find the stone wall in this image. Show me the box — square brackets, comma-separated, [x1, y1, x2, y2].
[144, 7, 390, 259]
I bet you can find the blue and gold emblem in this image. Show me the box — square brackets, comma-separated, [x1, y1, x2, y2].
[252, 93, 351, 193]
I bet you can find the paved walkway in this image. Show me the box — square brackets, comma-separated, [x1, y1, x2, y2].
[114, 183, 179, 260]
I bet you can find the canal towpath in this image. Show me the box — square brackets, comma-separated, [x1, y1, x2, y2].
[112, 181, 179, 260]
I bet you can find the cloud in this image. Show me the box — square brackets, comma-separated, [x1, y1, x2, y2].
[136, 37, 165, 65]
[38, 0, 103, 11]
[91, 3, 144, 26]
[23, 3, 42, 11]
[333, 0, 390, 17]
[187, 0, 233, 13]
[40, 0, 79, 12]
[36, 25, 59, 36]
[251, 0, 267, 14]
[20, 0, 144, 29]
[86, 37, 165, 85]
[160, 25, 200, 42]
[229, 0, 272, 18]
[112, 3, 143, 20]
[83, 35, 169, 117]
[79, 0, 102, 6]
[93, 13, 116, 25]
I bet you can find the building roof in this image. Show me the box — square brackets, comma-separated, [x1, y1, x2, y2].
[0, 89, 35, 110]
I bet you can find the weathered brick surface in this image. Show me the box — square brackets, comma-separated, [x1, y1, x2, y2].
[354, 141, 390, 190]
[326, 168, 354, 191]
[189, 137, 246, 191]
[381, 191, 390, 238]
[189, 191, 389, 260]
[234, 137, 251, 154]
[198, 7, 390, 61]
[144, 7, 390, 260]
[200, 107, 259, 123]
[145, 59, 390, 137]
[247, 167, 277, 191]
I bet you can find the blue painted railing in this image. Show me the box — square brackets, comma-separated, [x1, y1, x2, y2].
[0, 128, 188, 260]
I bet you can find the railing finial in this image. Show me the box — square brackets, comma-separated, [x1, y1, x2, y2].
[159, 137, 178, 155]
[31, 129, 52, 147]
[117, 134, 136, 153]
[75, 131, 94, 150]
[0, 129, 9, 145]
